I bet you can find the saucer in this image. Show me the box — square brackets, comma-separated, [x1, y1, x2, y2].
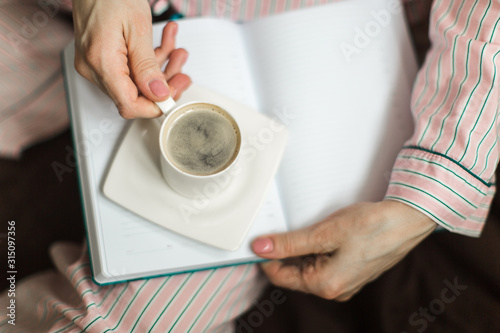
[102, 84, 288, 250]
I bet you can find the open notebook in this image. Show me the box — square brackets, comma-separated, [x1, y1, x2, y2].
[63, 0, 417, 285]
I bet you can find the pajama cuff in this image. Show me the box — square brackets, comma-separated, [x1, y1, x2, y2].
[384, 146, 496, 237]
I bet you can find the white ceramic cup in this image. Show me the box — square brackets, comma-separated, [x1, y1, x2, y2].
[155, 98, 242, 198]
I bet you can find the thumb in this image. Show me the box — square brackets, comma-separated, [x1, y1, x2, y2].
[252, 225, 324, 259]
[127, 25, 170, 102]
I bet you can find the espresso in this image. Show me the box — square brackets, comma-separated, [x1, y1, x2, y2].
[165, 108, 239, 176]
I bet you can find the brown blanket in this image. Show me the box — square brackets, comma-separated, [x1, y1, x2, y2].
[2, 1, 498, 330]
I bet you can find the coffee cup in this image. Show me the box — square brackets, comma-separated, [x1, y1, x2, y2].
[155, 98, 242, 198]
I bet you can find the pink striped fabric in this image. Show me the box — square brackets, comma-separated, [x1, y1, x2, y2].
[1, 1, 497, 332]
[385, 0, 500, 237]
[0, 242, 267, 332]
[0, 1, 73, 158]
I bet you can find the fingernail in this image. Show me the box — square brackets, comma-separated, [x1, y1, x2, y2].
[171, 23, 178, 37]
[149, 79, 170, 98]
[181, 51, 189, 65]
[252, 238, 273, 254]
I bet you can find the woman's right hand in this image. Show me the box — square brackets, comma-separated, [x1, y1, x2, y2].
[73, 0, 191, 119]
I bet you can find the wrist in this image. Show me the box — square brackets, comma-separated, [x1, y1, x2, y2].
[380, 199, 437, 235]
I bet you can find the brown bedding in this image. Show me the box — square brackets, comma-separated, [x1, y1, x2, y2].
[1, 1, 498, 330]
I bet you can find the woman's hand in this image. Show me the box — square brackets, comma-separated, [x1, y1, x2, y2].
[252, 200, 436, 300]
[73, 0, 191, 118]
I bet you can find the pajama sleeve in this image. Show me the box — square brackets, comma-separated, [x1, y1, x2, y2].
[385, 0, 500, 237]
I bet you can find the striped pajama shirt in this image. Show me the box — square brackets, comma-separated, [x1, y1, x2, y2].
[0, 0, 498, 332]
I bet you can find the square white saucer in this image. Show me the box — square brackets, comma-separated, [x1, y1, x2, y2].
[102, 84, 288, 250]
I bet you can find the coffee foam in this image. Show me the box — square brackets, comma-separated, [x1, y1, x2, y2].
[165, 107, 240, 176]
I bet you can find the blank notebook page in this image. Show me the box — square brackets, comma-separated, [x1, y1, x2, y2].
[244, 0, 418, 229]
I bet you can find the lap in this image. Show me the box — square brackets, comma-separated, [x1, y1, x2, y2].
[241, 191, 500, 332]
[0, 242, 268, 333]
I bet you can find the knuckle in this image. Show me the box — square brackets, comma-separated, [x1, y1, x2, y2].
[310, 223, 333, 253]
[320, 283, 342, 300]
[117, 104, 134, 119]
[279, 235, 295, 256]
[82, 43, 103, 71]
[133, 57, 159, 75]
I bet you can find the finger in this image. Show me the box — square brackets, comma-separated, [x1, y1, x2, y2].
[74, 52, 94, 83]
[126, 18, 171, 103]
[155, 21, 178, 65]
[167, 73, 192, 100]
[163, 48, 188, 80]
[252, 222, 337, 259]
[259, 260, 306, 292]
[101, 69, 162, 119]
[260, 258, 334, 298]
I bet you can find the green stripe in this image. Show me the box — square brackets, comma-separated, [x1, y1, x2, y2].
[36, 275, 92, 324]
[83, 283, 130, 331]
[457, 49, 499, 163]
[412, 0, 447, 111]
[429, 0, 444, 18]
[428, 0, 477, 149]
[148, 273, 193, 332]
[39, 296, 52, 325]
[197, 0, 202, 15]
[470, 110, 498, 171]
[205, 264, 253, 331]
[389, 181, 465, 220]
[53, 284, 129, 333]
[60, 286, 110, 315]
[68, 263, 90, 282]
[129, 278, 170, 333]
[417, 0, 468, 146]
[403, 146, 494, 187]
[238, 0, 246, 21]
[50, 286, 114, 328]
[446, 3, 492, 155]
[269, 0, 276, 16]
[4, 284, 104, 330]
[384, 196, 451, 228]
[489, 16, 500, 43]
[392, 168, 477, 208]
[454, 226, 481, 235]
[468, 51, 500, 169]
[168, 270, 217, 332]
[478, 138, 498, 177]
[74, 276, 92, 289]
[468, 215, 484, 222]
[473, 0, 492, 40]
[102, 280, 148, 332]
[428, 34, 459, 150]
[432, 38, 473, 150]
[219, 265, 255, 329]
[187, 267, 237, 332]
[254, 0, 261, 18]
